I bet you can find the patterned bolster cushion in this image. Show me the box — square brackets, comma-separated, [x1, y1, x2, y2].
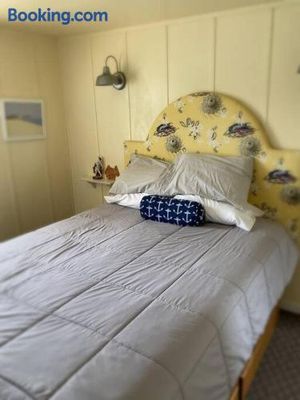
[140, 195, 205, 226]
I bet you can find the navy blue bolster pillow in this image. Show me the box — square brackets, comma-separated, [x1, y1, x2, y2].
[140, 195, 205, 226]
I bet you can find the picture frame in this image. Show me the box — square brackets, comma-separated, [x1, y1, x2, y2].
[0, 99, 46, 142]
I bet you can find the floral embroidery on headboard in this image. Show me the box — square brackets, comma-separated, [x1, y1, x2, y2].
[124, 92, 300, 245]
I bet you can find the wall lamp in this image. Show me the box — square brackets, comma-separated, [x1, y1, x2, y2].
[96, 55, 126, 90]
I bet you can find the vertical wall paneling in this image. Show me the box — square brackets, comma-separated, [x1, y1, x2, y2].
[0, 31, 40, 98]
[34, 35, 74, 221]
[165, 25, 170, 105]
[167, 17, 215, 102]
[34, 36, 55, 225]
[267, 4, 300, 150]
[125, 31, 133, 140]
[213, 17, 217, 92]
[91, 31, 130, 171]
[9, 141, 54, 232]
[0, 30, 74, 239]
[1, 31, 53, 234]
[59, 35, 100, 213]
[127, 25, 168, 141]
[215, 8, 272, 122]
[0, 143, 20, 240]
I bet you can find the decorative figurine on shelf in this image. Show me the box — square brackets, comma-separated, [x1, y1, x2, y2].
[105, 165, 120, 181]
[92, 156, 104, 180]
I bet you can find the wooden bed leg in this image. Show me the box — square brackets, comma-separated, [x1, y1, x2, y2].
[238, 306, 280, 400]
[229, 383, 240, 400]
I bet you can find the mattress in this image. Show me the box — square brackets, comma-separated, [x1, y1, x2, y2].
[0, 204, 298, 400]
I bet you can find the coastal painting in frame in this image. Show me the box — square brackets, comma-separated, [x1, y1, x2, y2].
[1, 99, 46, 141]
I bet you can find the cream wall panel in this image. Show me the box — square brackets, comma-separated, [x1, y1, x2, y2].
[0, 29, 73, 240]
[0, 31, 52, 235]
[267, 4, 300, 150]
[35, 38, 74, 221]
[0, 31, 39, 97]
[215, 8, 272, 122]
[59, 37, 98, 135]
[164, 0, 278, 19]
[168, 18, 215, 101]
[127, 26, 168, 141]
[59, 36, 101, 213]
[0, 143, 19, 240]
[8, 142, 53, 232]
[91, 32, 130, 170]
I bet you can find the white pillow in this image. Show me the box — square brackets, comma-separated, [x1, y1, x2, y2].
[104, 193, 263, 231]
[105, 193, 146, 209]
[174, 195, 260, 231]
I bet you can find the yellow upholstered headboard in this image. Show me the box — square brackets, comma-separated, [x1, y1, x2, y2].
[124, 92, 300, 245]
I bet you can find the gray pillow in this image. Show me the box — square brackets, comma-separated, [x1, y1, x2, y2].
[148, 153, 254, 211]
[109, 154, 170, 195]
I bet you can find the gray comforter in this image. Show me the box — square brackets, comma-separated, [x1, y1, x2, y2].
[0, 204, 298, 400]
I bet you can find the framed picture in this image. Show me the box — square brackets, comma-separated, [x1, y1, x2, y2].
[1, 99, 46, 142]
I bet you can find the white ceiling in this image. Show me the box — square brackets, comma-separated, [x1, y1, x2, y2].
[0, 0, 283, 35]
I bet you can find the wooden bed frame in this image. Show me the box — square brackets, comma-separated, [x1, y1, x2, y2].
[230, 306, 280, 400]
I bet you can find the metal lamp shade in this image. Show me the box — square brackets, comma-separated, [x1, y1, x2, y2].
[96, 66, 114, 86]
[96, 67, 126, 90]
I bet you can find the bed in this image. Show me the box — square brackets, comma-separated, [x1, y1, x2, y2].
[0, 92, 299, 400]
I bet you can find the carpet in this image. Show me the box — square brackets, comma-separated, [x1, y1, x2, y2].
[247, 311, 300, 400]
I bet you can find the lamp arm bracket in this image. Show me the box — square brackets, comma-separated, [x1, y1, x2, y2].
[105, 55, 119, 72]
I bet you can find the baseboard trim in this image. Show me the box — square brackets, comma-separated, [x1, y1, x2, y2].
[280, 301, 300, 315]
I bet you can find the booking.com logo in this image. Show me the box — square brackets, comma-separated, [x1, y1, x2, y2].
[8, 8, 109, 25]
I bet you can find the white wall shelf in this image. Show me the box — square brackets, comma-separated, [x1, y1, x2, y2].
[81, 177, 114, 188]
